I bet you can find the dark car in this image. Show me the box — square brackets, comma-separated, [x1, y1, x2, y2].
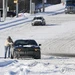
[7, 11, 16, 17]
[32, 17, 46, 26]
[11, 39, 41, 59]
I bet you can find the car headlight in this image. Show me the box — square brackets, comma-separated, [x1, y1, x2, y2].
[35, 49, 40, 51]
[17, 49, 21, 51]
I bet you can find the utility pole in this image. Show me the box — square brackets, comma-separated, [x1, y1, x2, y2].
[42, 0, 45, 12]
[6, 0, 8, 17]
[16, 2, 18, 17]
[3, 0, 6, 21]
[30, 0, 32, 14]
[14, 0, 18, 17]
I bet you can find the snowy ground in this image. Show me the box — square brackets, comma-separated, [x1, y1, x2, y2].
[0, 3, 75, 75]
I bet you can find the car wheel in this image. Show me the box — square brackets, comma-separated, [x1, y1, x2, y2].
[32, 23, 34, 26]
[42, 22, 46, 26]
[11, 54, 13, 59]
[34, 51, 41, 59]
[10, 48, 14, 59]
[13, 51, 19, 59]
[43, 23, 46, 25]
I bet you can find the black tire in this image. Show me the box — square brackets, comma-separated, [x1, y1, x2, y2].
[65, 10, 68, 14]
[34, 51, 41, 59]
[32, 23, 34, 26]
[13, 51, 19, 59]
[11, 54, 13, 59]
[65, 11, 67, 14]
[10, 47, 14, 59]
[42, 22, 46, 26]
[43, 23, 46, 25]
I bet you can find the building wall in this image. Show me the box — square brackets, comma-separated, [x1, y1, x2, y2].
[33, 0, 61, 4]
[0, 0, 61, 12]
[47, 0, 61, 4]
[0, 0, 2, 8]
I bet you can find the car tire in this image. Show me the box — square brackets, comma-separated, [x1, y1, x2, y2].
[32, 23, 34, 26]
[43, 23, 46, 25]
[13, 51, 19, 59]
[34, 51, 41, 59]
[11, 54, 13, 59]
[42, 22, 46, 26]
[10, 47, 14, 59]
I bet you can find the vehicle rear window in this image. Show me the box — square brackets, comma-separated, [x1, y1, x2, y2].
[34, 17, 43, 20]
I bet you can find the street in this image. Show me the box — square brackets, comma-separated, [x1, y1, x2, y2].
[0, 14, 75, 56]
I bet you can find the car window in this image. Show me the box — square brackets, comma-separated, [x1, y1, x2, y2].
[14, 40, 38, 46]
[28, 40, 38, 45]
[33, 17, 43, 20]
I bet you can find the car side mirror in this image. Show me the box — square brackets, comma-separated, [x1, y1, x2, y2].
[39, 44, 41, 46]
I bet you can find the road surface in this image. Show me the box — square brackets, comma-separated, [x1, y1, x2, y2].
[0, 14, 75, 57]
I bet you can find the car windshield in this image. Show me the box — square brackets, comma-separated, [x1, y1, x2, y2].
[34, 17, 43, 20]
[66, 1, 75, 5]
[14, 40, 38, 46]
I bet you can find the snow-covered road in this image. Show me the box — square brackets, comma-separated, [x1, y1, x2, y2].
[0, 14, 75, 56]
[1, 14, 75, 55]
[0, 3, 75, 75]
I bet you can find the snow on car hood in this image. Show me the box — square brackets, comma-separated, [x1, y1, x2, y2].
[23, 45, 39, 47]
[15, 45, 39, 48]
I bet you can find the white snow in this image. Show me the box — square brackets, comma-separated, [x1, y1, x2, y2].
[0, 3, 75, 75]
[45, 3, 65, 12]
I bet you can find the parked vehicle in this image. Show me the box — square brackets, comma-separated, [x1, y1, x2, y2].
[11, 39, 41, 59]
[0, 10, 16, 17]
[7, 11, 16, 17]
[32, 16, 46, 26]
[65, 0, 75, 14]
